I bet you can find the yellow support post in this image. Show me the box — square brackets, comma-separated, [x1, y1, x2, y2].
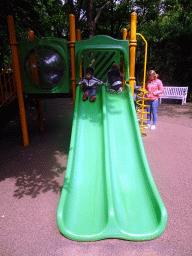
[122, 28, 127, 40]
[122, 28, 127, 89]
[29, 30, 35, 41]
[7, 15, 29, 146]
[76, 29, 82, 80]
[28, 30, 44, 133]
[129, 12, 137, 96]
[76, 29, 81, 41]
[69, 14, 76, 107]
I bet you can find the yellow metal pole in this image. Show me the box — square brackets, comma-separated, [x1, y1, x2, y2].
[135, 33, 149, 135]
[122, 28, 127, 40]
[7, 15, 29, 146]
[76, 29, 82, 80]
[129, 12, 137, 96]
[29, 30, 44, 132]
[29, 30, 35, 41]
[36, 98, 44, 132]
[27, 31, 40, 85]
[122, 28, 127, 89]
[76, 29, 81, 40]
[136, 33, 148, 91]
[69, 14, 76, 107]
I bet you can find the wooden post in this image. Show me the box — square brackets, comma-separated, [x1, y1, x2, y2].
[69, 14, 76, 107]
[28, 30, 44, 132]
[7, 15, 29, 146]
[76, 29, 82, 80]
[76, 29, 81, 41]
[122, 28, 127, 89]
[129, 12, 137, 96]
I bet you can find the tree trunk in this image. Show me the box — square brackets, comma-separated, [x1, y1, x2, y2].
[68, 0, 110, 38]
[86, 0, 110, 38]
[110, 0, 113, 37]
[68, 0, 84, 30]
[86, 0, 94, 38]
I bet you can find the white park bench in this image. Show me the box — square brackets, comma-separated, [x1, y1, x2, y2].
[159, 86, 188, 105]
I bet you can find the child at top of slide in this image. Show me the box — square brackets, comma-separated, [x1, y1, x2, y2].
[106, 62, 124, 94]
[78, 67, 104, 102]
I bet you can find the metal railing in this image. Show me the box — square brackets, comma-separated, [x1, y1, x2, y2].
[0, 61, 17, 108]
[136, 33, 150, 136]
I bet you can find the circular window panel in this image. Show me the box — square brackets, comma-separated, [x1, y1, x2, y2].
[26, 47, 65, 91]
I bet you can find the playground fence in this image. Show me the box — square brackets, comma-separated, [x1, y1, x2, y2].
[0, 61, 17, 108]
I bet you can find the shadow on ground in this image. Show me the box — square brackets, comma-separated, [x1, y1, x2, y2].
[158, 101, 192, 119]
[0, 98, 73, 198]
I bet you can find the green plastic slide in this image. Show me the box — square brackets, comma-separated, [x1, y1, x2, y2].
[57, 84, 167, 241]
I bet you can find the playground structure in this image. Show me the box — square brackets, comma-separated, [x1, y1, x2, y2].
[0, 61, 18, 130]
[3, 12, 150, 147]
[2, 13, 167, 241]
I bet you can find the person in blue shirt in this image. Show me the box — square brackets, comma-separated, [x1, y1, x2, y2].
[78, 67, 104, 102]
[106, 63, 124, 94]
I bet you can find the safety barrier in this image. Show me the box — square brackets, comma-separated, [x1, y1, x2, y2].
[0, 61, 17, 108]
[135, 33, 150, 135]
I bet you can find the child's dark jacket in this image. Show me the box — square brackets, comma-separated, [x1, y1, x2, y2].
[106, 68, 124, 86]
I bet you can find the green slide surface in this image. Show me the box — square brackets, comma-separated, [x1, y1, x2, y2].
[57, 84, 167, 241]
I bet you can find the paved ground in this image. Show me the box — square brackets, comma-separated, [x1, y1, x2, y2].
[0, 98, 192, 256]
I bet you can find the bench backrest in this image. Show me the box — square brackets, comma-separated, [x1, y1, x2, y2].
[161, 87, 188, 96]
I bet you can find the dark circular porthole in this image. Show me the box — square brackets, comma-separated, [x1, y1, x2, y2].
[26, 46, 66, 91]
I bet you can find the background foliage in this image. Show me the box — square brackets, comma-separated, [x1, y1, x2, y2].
[1, 0, 192, 96]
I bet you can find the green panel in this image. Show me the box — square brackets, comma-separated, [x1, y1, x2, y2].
[83, 50, 120, 82]
[57, 84, 167, 241]
[75, 35, 129, 82]
[20, 38, 70, 94]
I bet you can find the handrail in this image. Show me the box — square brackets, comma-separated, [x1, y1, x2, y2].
[0, 61, 17, 108]
[136, 33, 147, 90]
[135, 33, 150, 135]
[0, 61, 13, 76]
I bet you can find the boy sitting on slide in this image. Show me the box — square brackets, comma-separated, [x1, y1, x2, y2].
[78, 67, 104, 102]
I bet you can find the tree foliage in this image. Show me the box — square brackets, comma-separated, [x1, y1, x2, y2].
[137, 0, 192, 87]
[0, 0, 68, 69]
[1, 0, 192, 94]
[67, 0, 111, 38]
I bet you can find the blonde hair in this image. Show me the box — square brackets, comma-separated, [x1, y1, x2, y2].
[147, 70, 159, 79]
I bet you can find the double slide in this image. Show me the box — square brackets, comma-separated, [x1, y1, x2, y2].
[57, 84, 167, 241]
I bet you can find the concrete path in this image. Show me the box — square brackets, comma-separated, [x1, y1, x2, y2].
[0, 98, 191, 256]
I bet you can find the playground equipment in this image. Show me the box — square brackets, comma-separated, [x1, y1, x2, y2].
[0, 61, 19, 130]
[135, 33, 150, 134]
[7, 15, 29, 146]
[5, 12, 150, 148]
[20, 38, 70, 94]
[56, 13, 167, 241]
[5, 12, 167, 240]
[5, 13, 148, 145]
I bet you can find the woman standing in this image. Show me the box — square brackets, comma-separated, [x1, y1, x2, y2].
[146, 70, 164, 130]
